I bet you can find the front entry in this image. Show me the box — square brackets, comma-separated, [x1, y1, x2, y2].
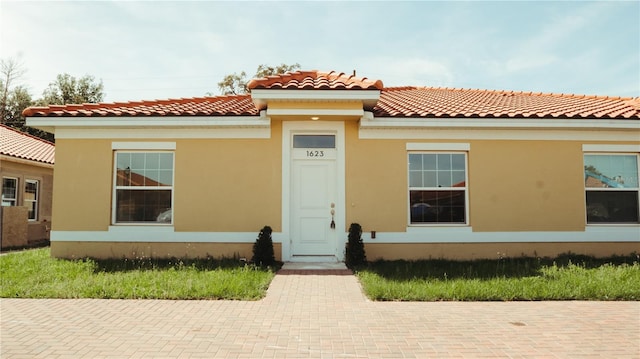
[291, 134, 338, 257]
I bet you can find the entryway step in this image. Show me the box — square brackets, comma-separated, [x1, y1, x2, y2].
[279, 262, 352, 275]
[281, 262, 347, 270]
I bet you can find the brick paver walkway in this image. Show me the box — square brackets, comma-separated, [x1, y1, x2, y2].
[2, 270, 639, 358]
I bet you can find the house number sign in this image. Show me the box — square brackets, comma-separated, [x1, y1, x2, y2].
[293, 148, 336, 160]
[306, 150, 325, 158]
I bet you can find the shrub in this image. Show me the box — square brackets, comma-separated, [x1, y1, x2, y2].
[252, 225, 276, 267]
[345, 223, 366, 269]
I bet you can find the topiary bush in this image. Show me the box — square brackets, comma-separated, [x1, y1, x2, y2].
[252, 225, 276, 267]
[345, 223, 366, 269]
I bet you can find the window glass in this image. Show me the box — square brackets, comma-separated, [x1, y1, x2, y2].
[410, 190, 466, 223]
[586, 191, 639, 223]
[2, 177, 18, 206]
[584, 155, 638, 188]
[409, 153, 467, 224]
[114, 151, 174, 224]
[24, 180, 38, 220]
[115, 189, 172, 223]
[584, 154, 639, 224]
[293, 135, 335, 148]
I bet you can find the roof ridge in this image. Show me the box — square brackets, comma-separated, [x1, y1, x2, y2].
[381, 86, 636, 100]
[0, 124, 55, 145]
[247, 69, 384, 90]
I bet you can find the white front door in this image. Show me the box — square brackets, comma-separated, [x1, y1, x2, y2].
[290, 134, 339, 257]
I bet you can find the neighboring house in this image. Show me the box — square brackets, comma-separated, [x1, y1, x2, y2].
[23, 70, 639, 261]
[0, 124, 54, 249]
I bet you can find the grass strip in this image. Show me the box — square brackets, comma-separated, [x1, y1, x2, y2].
[0, 248, 276, 300]
[356, 254, 640, 301]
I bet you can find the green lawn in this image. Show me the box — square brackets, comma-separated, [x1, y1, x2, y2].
[0, 248, 277, 300]
[3, 248, 639, 301]
[356, 254, 640, 301]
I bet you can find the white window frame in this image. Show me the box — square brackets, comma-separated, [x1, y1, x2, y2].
[111, 150, 175, 226]
[24, 179, 39, 221]
[583, 149, 640, 225]
[407, 147, 469, 227]
[2, 177, 18, 207]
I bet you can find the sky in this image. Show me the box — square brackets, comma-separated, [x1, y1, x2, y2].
[1, 1, 639, 103]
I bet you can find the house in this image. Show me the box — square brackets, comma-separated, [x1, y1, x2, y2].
[0, 124, 54, 249]
[23, 70, 639, 261]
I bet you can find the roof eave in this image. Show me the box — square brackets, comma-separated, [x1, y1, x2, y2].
[360, 113, 640, 130]
[0, 154, 54, 168]
[250, 89, 381, 110]
[25, 113, 270, 133]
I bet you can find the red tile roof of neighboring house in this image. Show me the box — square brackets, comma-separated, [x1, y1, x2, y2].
[247, 70, 384, 90]
[22, 71, 640, 120]
[0, 124, 55, 164]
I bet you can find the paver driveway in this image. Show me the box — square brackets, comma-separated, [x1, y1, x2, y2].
[1, 266, 639, 358]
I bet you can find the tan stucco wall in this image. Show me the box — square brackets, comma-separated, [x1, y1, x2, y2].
[174, 124, 282, 232]
[52, 139, 112, 231]
[53, 124, 283, 233]
[343, 137, 631, 233]
[345, 122, 408, 232]
[365, 242, 640, 260]
[51, 241, 282, 261]
[468, 140, 585, 231]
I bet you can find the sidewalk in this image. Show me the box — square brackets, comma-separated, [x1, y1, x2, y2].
[1, 266, 639, 358]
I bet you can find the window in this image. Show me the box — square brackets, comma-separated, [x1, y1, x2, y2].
[584, 154, 639, 224]
[24, 180, 39, 220]
[2, 177, 18, 206]
[409, 153, 467, 224]
[114, 152, 174, 224]
[293, 135, 335, 148]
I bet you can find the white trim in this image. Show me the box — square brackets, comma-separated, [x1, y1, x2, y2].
[26, 115, 268, 128]
[281, 121, 346, 261]
[53, 127, 271, 139]
[251, 89, 380, 111]
[359, 128, 640, 141]
[49, 226, 640, 243]
[0, 155, 54, 169]
[251, 89, 380, 101]
[407, 152, 469, 226]
[111, 151, 175, 226]
[361, 117, 640, 130]
[406, 143, 470, 151]
[112, 142, 176, 150]
[361, 226, 640, 243]
[266, 108, 364, 117]
[582, 144, 640, 152]
[24, 179, 39, 221]
[1, 176, 19, 207]
[52, 228, 285, 243]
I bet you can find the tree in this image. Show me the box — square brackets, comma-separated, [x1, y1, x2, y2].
[1, 57, 28, 126]
[0, 57, 105, 141]
[37, 73, 104, 105]
[216, 63, 301, 95]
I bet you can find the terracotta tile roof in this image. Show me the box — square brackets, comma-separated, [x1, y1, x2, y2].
[21, 71, 639, 120]
[0, 125, 55, 164]
[375, 87, 640, 119]
[22, 95, 256, 117]
[247, 70, 384, 90]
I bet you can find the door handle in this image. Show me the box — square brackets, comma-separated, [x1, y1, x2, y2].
[330, 207, 335, 229]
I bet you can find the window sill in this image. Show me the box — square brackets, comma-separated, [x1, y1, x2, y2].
[406, 226, 472, 233]
[109, 225, 175, 233]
